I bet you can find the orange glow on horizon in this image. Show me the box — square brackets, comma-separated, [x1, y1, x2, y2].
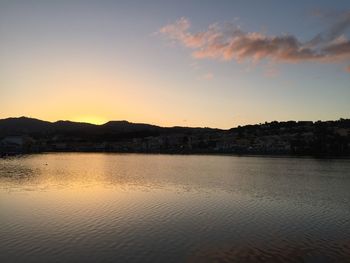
[72, 116, 108, 125]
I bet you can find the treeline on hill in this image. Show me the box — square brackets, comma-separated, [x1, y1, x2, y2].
[0, 117, 349, 156]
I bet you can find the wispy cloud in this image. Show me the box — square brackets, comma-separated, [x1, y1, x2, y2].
[159, 13, 350, 71]
[306, 11, 350, 47]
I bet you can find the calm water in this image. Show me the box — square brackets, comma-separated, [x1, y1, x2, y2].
[0, 153, 350, 263]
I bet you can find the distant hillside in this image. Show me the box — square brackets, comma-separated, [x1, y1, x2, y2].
[0, 117, 155, 134]
[102, 120, 161, 133]
[0, 117, 52, 133]
[0, 117, 219, 139]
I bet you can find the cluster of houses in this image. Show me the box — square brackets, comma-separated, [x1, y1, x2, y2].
[0, 135, 36, 155]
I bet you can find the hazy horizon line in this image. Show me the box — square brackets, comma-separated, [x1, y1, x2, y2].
[1, 116, 348, 131]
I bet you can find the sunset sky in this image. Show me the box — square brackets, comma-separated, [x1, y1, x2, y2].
[1, 0, 349, 128]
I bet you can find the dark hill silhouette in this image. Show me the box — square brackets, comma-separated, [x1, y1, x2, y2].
[52, 120, 98, 133]
[102, 120, 161, 133]
[0, 117, 222, 136]
[0, 117, 52, 133]
[0, 117, 217, 138]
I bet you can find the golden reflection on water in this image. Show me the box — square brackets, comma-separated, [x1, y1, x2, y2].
[1, 153, 350, 262]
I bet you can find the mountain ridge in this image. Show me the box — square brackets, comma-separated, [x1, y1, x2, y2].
[0, 116, 218, 129]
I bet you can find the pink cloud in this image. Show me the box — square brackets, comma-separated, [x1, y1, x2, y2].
[159, 14, 350, 71]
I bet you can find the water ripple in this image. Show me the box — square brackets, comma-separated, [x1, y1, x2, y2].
[1, 153, 350, 262]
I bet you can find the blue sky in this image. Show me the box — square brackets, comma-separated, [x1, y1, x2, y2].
[1, 0, 349, 128]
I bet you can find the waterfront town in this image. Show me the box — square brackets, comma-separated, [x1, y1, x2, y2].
[1, 117, 349, 156]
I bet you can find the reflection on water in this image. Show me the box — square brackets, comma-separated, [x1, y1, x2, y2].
[0, 153, 350, 262]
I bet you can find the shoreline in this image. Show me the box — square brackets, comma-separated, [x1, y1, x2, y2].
[2, 150, 350, 160]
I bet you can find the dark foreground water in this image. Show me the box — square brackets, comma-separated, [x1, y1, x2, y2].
[0, 153, 349, 263]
